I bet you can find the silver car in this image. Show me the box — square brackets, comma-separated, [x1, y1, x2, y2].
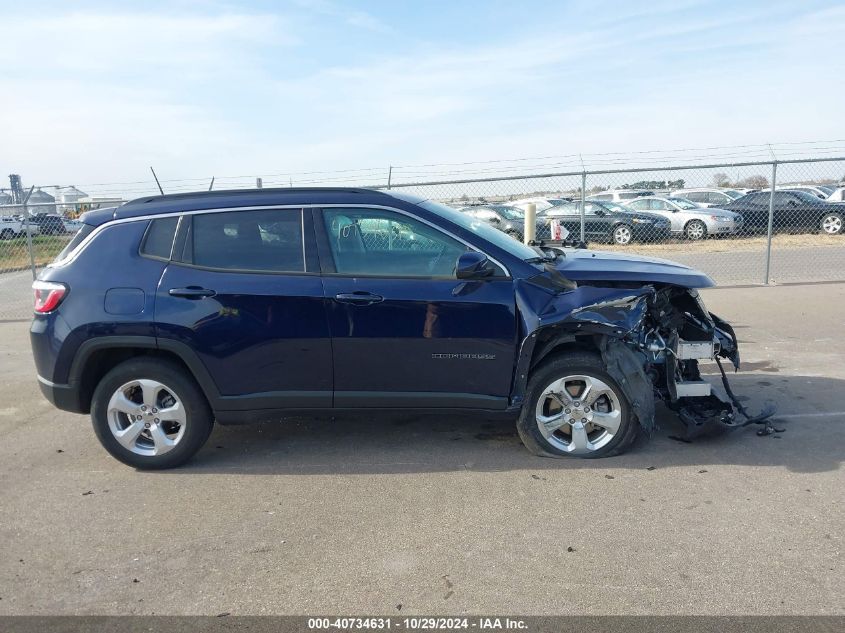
[624, 196, 742, 240]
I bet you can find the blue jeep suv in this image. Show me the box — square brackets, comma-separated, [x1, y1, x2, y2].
[31, 188, 753, 469]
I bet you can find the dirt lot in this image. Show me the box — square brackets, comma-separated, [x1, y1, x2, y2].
[0, 284, 842, 615]
[600, 231, 844, 254]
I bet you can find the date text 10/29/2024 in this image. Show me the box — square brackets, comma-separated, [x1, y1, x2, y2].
[308, 617, 528, 630]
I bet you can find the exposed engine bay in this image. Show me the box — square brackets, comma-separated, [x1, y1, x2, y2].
[516, 273, 778, 438]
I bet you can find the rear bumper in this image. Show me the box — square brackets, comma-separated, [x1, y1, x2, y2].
[37, 376, 85, 414]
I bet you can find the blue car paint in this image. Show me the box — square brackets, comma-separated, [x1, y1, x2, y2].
[32, 188, 718, 423]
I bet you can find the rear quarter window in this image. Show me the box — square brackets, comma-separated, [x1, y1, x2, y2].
[54, 224, 95, 263]
[140, 217, 179, 260]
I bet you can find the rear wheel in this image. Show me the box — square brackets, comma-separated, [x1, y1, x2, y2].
[685, 219, 707, 240]
[612, 224, 633, 245]
[91, 358, 213, 469]
[0, 229, 13, 240]
[517, 352, 639, 458]
[821, 212, 843, 235]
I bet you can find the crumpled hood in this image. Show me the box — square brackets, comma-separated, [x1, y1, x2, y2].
[551, 248, 715, 288]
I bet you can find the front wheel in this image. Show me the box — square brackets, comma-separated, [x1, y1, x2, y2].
[612, 224, 633, 245]
[685, 219, 708, 240]
[821, 212, 843, 235]
[517, 352, 639, 458]
[90, 358, 213, 469]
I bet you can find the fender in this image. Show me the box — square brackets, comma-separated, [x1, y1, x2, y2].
[67, 335, 223, 408]
[509, 278, 654, 424]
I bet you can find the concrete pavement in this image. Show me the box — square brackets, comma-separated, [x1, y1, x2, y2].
[0, 283, 842, 615]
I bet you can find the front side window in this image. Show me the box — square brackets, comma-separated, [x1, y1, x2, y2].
[323, 208, 469, 277]
[625, 199, 649, 211]
[685, 192, 707, 203]
[191, 209, 304, 272]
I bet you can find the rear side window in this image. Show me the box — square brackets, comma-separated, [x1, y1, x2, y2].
[140, 217, 179, 259]
[191, 209, 304, 272]
[54, 223, 95, 263]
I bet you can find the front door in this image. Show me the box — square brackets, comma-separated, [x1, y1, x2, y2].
[315, 207, 517, 409]
[155, 208, 332, 410]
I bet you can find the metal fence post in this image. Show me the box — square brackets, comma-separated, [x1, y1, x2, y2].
[524, 203, 536, 244]
[23, 186, 36, 281]
[580, 171, 586, 242]
[763, 161, 778, 285]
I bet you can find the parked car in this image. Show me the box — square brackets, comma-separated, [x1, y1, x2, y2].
[826, 187, 845, 202]
[0, 216, 41, 239]
[31, 188, 757, 469]
[503, 197, 571, 213]
[671, 188, 744, 207]
[776, 185, 834, 199]
[459, 205, 551, 241]
[624, 196, 742, 239]
[721, 190, 844, 235]
[28, 213, 68, 235]
[539, 200, 670, 244]
[62, 218, 85, 233]
[586, 189, 655, 203]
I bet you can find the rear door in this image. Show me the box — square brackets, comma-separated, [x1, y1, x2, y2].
[315, 206, 517, 409]
[155, 208, 333, 411]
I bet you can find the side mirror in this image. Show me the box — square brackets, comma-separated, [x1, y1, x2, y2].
[489, 216, 501, 223]
[456, 251, 494, 279]
[593, 209, 604, 216]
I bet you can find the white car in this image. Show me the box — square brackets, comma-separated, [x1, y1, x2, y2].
[777, 185, 834, 199]
[62, 218, 85, 233]
[624, 196, 743, 240]
[0, 216, 41, 239]
[586, 189, 655, 203]
[826, 187, 845, 202]
[503, 197, 570, 213]
[671, 188, 744, 207]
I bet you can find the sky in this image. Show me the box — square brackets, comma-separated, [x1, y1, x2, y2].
[1, 0, 844, 195]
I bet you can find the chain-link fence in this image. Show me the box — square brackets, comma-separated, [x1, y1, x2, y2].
[2, 157, 844, 320]
[387, 157, 845, 287]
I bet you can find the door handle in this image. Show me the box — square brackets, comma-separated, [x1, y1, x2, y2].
[334, 292, 384, 305]
[169, 286, 217, 299]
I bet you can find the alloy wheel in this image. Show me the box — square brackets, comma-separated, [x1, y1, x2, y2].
[534, 374, 622, 454]
[821, 214, 843, 235]
[613, 225, 632, 245]
[106, 379, 187, 456]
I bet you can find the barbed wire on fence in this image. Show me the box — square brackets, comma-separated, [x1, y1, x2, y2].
[2, 152, 844, 320]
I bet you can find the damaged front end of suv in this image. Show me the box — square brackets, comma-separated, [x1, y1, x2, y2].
[512, 248, 775, 445]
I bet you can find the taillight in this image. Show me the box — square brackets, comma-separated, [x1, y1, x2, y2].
[33, 281, 68, 314]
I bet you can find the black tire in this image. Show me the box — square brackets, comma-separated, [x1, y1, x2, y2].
[685, 219, 708, 240]
[0, 229, 13, 240]
[516, 351, 639, 459]
[90, 358, 213, 469]
[611, 223, 633, 245]
[820, 212, 843, 235]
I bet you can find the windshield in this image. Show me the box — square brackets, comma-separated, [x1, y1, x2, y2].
[418, 200, 539, 260]
[494, 206, 525, 220]
[817, 186, 834, 195]
[725, 190, 743, 199]
[792, 190, 826, 203]
[667, 197, 699, 210]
